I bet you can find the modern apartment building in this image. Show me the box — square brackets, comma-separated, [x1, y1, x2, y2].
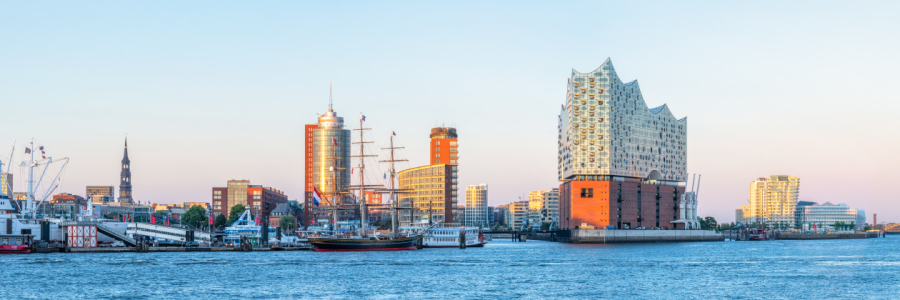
[1, 173, 12, 197]
[465, 184, 489, 227]
[398, 164, 458, 226]
[211, 179, 288, 219]
[86, 186, 114, 204]
[430, 127, 458, 165]
[305, 107, 351, 226]
[507, 200, 529, 230]
[739, 175, 800, 227]
[800, 202, 865, 230]
[494, 205, 508, 226]
[558, 58, 688, 230]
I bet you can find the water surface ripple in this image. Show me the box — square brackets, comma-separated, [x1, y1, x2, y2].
[2, 236, 898, 299]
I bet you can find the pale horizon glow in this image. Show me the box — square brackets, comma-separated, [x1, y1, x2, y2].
[1, 1, 898, 223]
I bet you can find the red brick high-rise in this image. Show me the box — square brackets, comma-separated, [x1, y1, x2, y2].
[429, 127, 457, 166]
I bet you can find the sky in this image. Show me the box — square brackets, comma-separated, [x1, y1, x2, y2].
[1, 1, 898, 223]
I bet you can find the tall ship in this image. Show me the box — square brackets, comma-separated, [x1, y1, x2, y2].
[307, 108, 422, 251]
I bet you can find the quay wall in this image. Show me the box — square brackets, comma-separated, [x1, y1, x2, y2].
[559, 229, 723, 244]
[64, 246, 309, 253]
[775, 232, 877, 240]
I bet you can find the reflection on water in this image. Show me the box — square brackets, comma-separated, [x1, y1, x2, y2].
[1, 236, 898, 299]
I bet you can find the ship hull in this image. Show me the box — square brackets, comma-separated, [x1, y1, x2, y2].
[0, 245, 31, 254]
[309, 236, 421, 251]
[423, 242, 486, 248]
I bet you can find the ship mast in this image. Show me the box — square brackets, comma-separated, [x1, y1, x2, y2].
[331, 140, 338, 234]
[27, 139, 34, 215]
[351, 115, 376, 237]
[380, 134, 407, 237]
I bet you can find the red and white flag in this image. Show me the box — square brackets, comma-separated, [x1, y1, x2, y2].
[332, 138, 337, 145]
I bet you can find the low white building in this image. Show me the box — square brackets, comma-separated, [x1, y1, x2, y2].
[801, 202, 865, 231]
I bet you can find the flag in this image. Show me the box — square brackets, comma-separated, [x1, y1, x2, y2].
[151, 215, 156, 224]
[255, 216, 261, 226]
[332, 138, 337, 146]
[209, 215, 213, 225]
[313, 187, 323, 207]
[384, 173, 387, 179]
[392, 131, 396, 136]
[24, 147, 31, 154]
[361, 115, 366, 121]
[351, 168, 354, 175]
[39, 146, 44, 151]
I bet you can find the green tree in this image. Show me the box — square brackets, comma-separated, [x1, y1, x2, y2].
[214, 214, 227, 228]
[540, 222, 551, 231]
[278, 215, 297, 231]
[181, 205, 207, 228]
[228, 204, 247, 224]
[702, 216, 717, 230]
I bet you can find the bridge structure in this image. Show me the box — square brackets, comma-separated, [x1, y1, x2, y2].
[483, 230, 559, 242]
[125, 222, 213, 243]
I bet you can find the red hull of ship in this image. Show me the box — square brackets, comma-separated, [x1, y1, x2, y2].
[314, 246, 417, 252]
[0, 245, 31, 254]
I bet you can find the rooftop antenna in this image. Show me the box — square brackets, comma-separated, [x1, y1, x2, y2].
[329, 82, 333, 111]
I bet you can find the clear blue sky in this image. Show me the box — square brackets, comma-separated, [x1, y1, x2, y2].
[2, 1, 898, 223]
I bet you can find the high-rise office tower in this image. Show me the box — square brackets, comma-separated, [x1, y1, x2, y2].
[558, 59, 688, 230]
[464, 184, 488, 227]
[430, 127, 458, 165]
[306, 105, 351, 226]
[118, 138, 134, 204]
[739, 175, 800, 227]
[302, 123, 318, 227]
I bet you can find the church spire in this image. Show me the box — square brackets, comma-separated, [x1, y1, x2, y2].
[118, 135, 133, 204]
[122, 136, 129, 163]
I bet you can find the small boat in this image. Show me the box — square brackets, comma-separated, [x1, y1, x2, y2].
[748, 229, 768, 240]
[0, 234, 33, 254]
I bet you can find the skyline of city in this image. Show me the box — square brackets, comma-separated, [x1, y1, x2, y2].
[2, 2, 899, 223]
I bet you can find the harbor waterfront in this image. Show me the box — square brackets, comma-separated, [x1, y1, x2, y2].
[2, 237, 898, 299]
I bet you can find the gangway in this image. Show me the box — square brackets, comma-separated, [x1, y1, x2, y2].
[126, 222, 212, 243]
[96, 222, 137, 246]
[61, 221, 138, 247]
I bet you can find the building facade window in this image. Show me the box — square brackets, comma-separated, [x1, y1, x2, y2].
[580, 188, 593, 198]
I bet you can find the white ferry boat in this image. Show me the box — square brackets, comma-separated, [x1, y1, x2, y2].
[403, 223, 487, 248]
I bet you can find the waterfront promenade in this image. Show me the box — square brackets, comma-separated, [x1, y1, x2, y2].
[4, 235, 898, 299]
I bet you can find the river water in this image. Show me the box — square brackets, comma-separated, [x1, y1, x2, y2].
[2, 235, 898, 299]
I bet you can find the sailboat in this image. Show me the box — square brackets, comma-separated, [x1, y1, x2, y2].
[308, 116, 423, 251]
